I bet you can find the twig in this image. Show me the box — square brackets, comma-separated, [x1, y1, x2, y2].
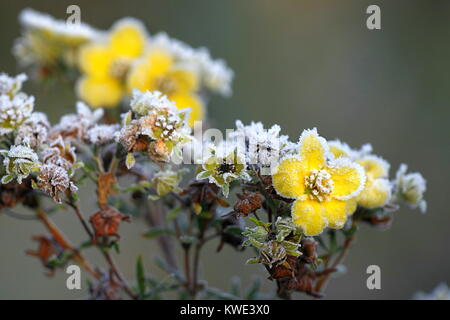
[68, 199, 138, 300]
[35, 209, 100, 279]
[314, 236, 354, 293]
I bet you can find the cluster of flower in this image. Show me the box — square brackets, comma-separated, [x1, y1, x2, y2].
[14, 8, 234, 125]
[203, 126, 426, 236]
[0, 73, 112, 203]
[0, 70, 427, 239]
[2, 9, 432, 300]
[116, 90, 192, 166]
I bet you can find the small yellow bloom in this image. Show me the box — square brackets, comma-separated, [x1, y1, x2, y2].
[272, 129, 365, 236]
[329, 141, 392, 211]
[127, 49, 204, 126]
[77, 18, 146, 108]
[356, 155, 391, 208]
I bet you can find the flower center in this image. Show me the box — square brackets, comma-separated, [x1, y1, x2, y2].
[304, 169, 334, 201]
[109, 59, 130, 81]
[154, 75, 178, 96]
[217, 163, 235, 174]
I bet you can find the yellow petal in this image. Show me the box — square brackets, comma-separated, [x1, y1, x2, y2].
[127, 62, 152, 92]
[147, 50, 173, 74]
[169, 68, 199, 92]
[322, 199, 347, 229]
[328, 140, 353, 159]
[357, 177, 391, 208]
[77, 76, 122, 108]
[272, 157, 307, 199]
[298, 128, 328, 170]
[357, 155, 390, 179]
[171, 93, 204, 127]
[78, 44, 113, 78]
[329, 158, 365, 200]
[292, 200, 326, 236]
[345, 198, 357, 216]
[110, 18, 146, 58]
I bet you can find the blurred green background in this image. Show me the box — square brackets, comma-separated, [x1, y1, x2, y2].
[0, 0, 449, 299]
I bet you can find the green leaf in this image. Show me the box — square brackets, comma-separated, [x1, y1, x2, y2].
[223, 226, 243, 236]
[143, 228, 175, 238]
[136, 255, 146, 297]
[245, 257, 260, 265]
[165, 207, 182, 223]
[248, 217, 271, 228]
[1, 175, 14, 184]
[126, 152, 136, 169]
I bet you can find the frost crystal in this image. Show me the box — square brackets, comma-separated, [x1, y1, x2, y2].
[117, 90, 192, 163]
[51, 102, 103, 140]
[0, 94, 34, 135]
[87, 124, 120, 145]
[130, 90, 177, 116]
[0, 73, 27, 97]
[15, 112, 50, 148]
[229, 120, 296, 175]
[41, 136, 77, 170]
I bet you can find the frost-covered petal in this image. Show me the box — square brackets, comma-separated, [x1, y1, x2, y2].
[298, 128, 328, 170]
[78, 44, 114, 78]
[329, 157, 366, 200]
[328, 140, 354, 159]
[109, 18, 146, 58]
[77, 76, 122, 108]
[322, 199, 347, 229]
[291, 199, 327, 236]
[357, 155, 390, 179]
[272, 157, 307, 199]
[345, 198, 358, 216]
[357, 177, 391, 208]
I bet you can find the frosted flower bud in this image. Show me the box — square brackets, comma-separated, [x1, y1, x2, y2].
[36, 163, 77, 203]
[0, 145, 40, 184]
[151, 168, 186, 197]
[87, 124, 120, 145]
[14, 112, 50, 148]
[394, 164, 427, 213]
[0, 94, 34, 135]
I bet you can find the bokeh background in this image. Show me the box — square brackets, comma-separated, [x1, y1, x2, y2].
[0, 0, 449, 299]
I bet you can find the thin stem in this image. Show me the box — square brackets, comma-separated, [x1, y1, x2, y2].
[192, 242, 202, 298]
[314, 236, 354, 293]
[183, 247, 192, 293]
[101, 249, 138, 299]
[35, 209, 100, 279]
[68, 199, 138, 300]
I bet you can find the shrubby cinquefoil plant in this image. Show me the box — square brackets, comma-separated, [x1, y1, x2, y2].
[0, 9, 428, 300]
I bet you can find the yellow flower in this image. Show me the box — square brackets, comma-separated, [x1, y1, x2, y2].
[329, 141, 392, 211]
[356, 156, 391, 208]
[127, 50, 204, 127]
[77, 18, 146, 108]
[272, 129, 365, 236]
